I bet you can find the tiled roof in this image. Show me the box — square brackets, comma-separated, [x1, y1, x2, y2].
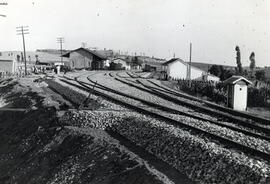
[162, 58, 186, 66]
[62, 47, 106, 60]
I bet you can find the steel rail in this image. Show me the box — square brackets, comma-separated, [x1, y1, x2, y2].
[58, 77, 270, 162]
[115, 77, 270, 135]
[147, 79, 270, 126]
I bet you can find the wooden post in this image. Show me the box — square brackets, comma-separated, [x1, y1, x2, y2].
[189, 43, 192, 87]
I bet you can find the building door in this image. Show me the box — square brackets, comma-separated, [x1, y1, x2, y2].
[233, 83, 247, 111]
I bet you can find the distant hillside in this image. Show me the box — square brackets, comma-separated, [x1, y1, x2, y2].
[36, 49, 70, 55]
[0, 51, 68, 64]
[186, 62, 235, 72]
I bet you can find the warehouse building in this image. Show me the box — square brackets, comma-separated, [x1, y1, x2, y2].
[62, 48, 106, 70]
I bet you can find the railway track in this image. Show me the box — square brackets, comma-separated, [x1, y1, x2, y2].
[55, 74, 270, 162]
[103, 74, 270, 139]
[128, 70, 270, 126]
[113, 73, 270, 136]
[98, 71, 270, 138]
[145, 79, 270, 125]
[138, 79, 270, 130]
[94, 77, 270, 139]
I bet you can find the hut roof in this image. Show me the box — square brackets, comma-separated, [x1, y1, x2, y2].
[223, 75, 252, 85]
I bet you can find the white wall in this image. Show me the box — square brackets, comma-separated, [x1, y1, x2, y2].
[12, 59, 17, 73]
[190, 67, 205, 80]
[166, 60, 205, 80]
[204, 74, 220, 82]
[167, 61, 187, 79]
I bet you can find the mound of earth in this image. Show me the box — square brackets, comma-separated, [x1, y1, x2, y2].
[0, 78, 174, 184]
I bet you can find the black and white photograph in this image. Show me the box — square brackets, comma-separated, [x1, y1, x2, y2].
[0, 0, 270, 183]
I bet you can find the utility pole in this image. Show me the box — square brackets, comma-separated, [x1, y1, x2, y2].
[57, 37, 64, 64]
[188, 43, 192, 87]
[16, 26, 29, 75]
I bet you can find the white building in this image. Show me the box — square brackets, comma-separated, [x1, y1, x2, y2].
[224, 76, 252, 111]
[0, 59, 18, 73]
[162, 58, 220, 81]
[202, 73, 220, 82]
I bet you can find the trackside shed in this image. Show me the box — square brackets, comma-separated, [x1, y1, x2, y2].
[224, 76, 252, 111]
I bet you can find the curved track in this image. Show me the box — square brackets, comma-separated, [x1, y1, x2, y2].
[114, 71, 270, 136]
[57, 71, 270, 162]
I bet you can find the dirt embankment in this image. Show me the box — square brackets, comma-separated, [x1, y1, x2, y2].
[0, 78, 173, 184]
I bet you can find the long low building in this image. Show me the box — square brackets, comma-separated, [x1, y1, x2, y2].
[0, 59, 18, 73]
[0, 51, 69, 65]
[62, 47, 106, 70]
[162, 58, 220, 81]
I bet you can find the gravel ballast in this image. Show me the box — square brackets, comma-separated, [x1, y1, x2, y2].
[59, 76, 270, 155]
[60, 110, 270, 184]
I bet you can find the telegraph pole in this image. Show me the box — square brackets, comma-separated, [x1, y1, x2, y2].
[188, 43, 192, 87]
[16, 26, 29, 75]
[57, 37, 64, 64]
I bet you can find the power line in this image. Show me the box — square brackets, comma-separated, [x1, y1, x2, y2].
[16, 26, 29, 75]
[57, 37, 64, 64]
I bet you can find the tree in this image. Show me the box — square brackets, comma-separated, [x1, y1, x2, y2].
[209, 65, 234, 81]
[209, 65, 222, 77]
[235, 46, 242, 74]
[255, 70, 265, 81]
[221, 69, 234, 80]
[249, 52, 255, 77]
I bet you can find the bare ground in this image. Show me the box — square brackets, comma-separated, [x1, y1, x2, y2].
[0, 77, 185, 184]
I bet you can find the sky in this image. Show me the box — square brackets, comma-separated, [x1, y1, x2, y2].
[0, 0, 270, 66]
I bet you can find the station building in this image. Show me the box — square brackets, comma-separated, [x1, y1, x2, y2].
[62, 48, 106, 70]
[162, 58, 220, 81]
